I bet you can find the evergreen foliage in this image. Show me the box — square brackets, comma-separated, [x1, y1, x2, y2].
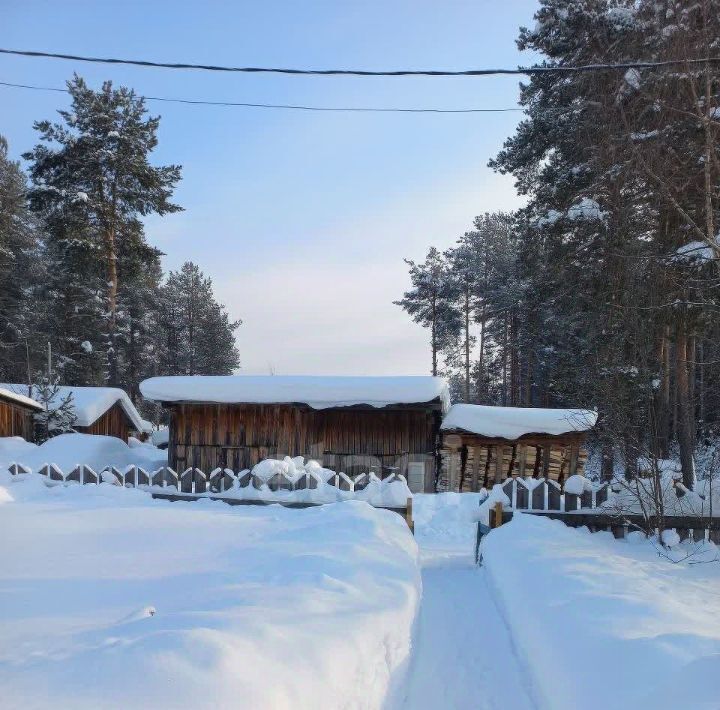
[30, 373, 77, 443]
[157, 262, 241, 376]
[398, 1, 720, 487]
[0, 76, 241, 419]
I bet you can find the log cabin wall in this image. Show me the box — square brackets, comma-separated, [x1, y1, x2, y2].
[0, 399, 35, 440]
[167, 403, 440, 490]
[75, 402, 130, 441]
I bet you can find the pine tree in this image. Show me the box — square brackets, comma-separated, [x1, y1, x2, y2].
[30, 373, 77, 443]
[0, 137, 44, 382]
[489, 0, 720, 486]
[158, 262, 241, 376]
[23, 75, 182, 386]
[394, 248, 461, 377]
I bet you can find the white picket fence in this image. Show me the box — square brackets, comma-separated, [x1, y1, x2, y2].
[6, 462, 402, 496]
[499, 476, 611, 512]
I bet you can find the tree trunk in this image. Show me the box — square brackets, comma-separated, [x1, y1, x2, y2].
[431, 295, 438, 377]
[674, 322, 696, 489]
[477, 307, 486, 401]
[657, 328, 671, 459]
[464, 286, 470, 402]
[104, 223, 118, 385]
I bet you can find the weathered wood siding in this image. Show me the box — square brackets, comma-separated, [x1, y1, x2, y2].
[168, 403, 439, 489]
[75, 402, 130, 441]
[0, 400, 34, 440]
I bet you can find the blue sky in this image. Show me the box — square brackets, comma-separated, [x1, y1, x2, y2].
[3, 0, 540, 375]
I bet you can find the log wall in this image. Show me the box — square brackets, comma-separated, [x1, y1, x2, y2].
[167, 403, 440, 489]
[440, 433, 588, 492]
[0, 399, 34, 440]
[75, 402, 130, 441]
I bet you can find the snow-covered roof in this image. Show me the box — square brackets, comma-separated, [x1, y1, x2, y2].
[140, 375, 450, 411]
[0, 384, 145, 432]
[0, 386, 43, 412]
[441, 404, 597, 440]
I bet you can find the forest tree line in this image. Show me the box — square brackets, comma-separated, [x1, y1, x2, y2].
[0, 76, 240, 410]
[396, 1, 720, 488]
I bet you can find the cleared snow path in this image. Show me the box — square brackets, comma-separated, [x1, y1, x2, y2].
[396, 495, 535, 710]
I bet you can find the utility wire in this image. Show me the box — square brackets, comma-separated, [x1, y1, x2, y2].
[0, 80, 523, 113]
[2, 47, 720, 76]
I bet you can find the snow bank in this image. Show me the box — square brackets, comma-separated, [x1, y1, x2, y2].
[482, 514, 720, 710]
[219, 457, 413, 508]
[140, 375, 450, 411]
[441, 403, 596, 439]
[0, 476, 420, 709]
[0, 383, 146, 431]
[0, 433, 166, 474]
[601, 468, 720, 518]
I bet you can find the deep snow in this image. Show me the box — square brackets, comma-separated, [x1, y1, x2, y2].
[0, 433, 167, 473]
[0, 474, 420, 710]
[2, 455, 718, 710]
[482, 513, 720, 710]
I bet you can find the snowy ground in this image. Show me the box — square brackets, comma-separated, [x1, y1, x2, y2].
[483, 514, 720, 710]
[2, 465, 718, 709]
[397, 494, 533, 710]
[0, 474, 419, 709]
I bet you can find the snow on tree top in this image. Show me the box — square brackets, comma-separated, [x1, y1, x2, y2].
[441, 404, 597, 439]
[140, 375, 450, 411]
[0, 386, 44, 412]
[0, 384, 145, 431]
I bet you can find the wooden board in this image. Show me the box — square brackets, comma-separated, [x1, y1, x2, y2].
[167, 403, 439, 477]
[0, 400, 34, 440]
[75, 402, 131, 441]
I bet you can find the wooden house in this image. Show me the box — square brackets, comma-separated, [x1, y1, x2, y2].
[440, 404, 597, 492]
[0, 387, 43, 440]
[1, 384, 147, 442]
[140, 375, 450, 492]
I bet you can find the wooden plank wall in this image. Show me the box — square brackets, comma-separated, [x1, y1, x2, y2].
[0, 400, 34, 440]
[168, 403, 438, 482]
[75, 402, 130, 441]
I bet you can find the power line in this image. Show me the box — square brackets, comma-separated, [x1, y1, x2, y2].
[1, 47, 720, 76]
[0, 80, 523, 113]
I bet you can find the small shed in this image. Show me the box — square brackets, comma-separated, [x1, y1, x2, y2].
[140, 375, 450, 492]
[440, 404, 597, 492]
[0, 387, 43, 440]
[1, 384, 146, 442]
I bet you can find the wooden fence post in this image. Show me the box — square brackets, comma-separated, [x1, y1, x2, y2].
[406, 497, 414, 534]
[492, 501, 504, 528]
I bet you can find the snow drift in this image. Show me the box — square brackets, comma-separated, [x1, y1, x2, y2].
[0, 474, 420, 709]
[482, 514, 720, 710]
[0, 433, 167, 474]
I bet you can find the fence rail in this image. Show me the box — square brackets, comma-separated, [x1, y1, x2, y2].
[6, 462, 415, 530]
[499, 476, 610, 513]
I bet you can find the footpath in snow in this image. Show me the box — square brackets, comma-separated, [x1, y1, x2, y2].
[396, 494, 534, 710]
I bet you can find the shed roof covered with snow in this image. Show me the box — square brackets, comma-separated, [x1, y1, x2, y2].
[441, 404, 597, 440]
[0, 384, 145, 433]
[141, 375, 450, 411]
[0, 386, 43, 412]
